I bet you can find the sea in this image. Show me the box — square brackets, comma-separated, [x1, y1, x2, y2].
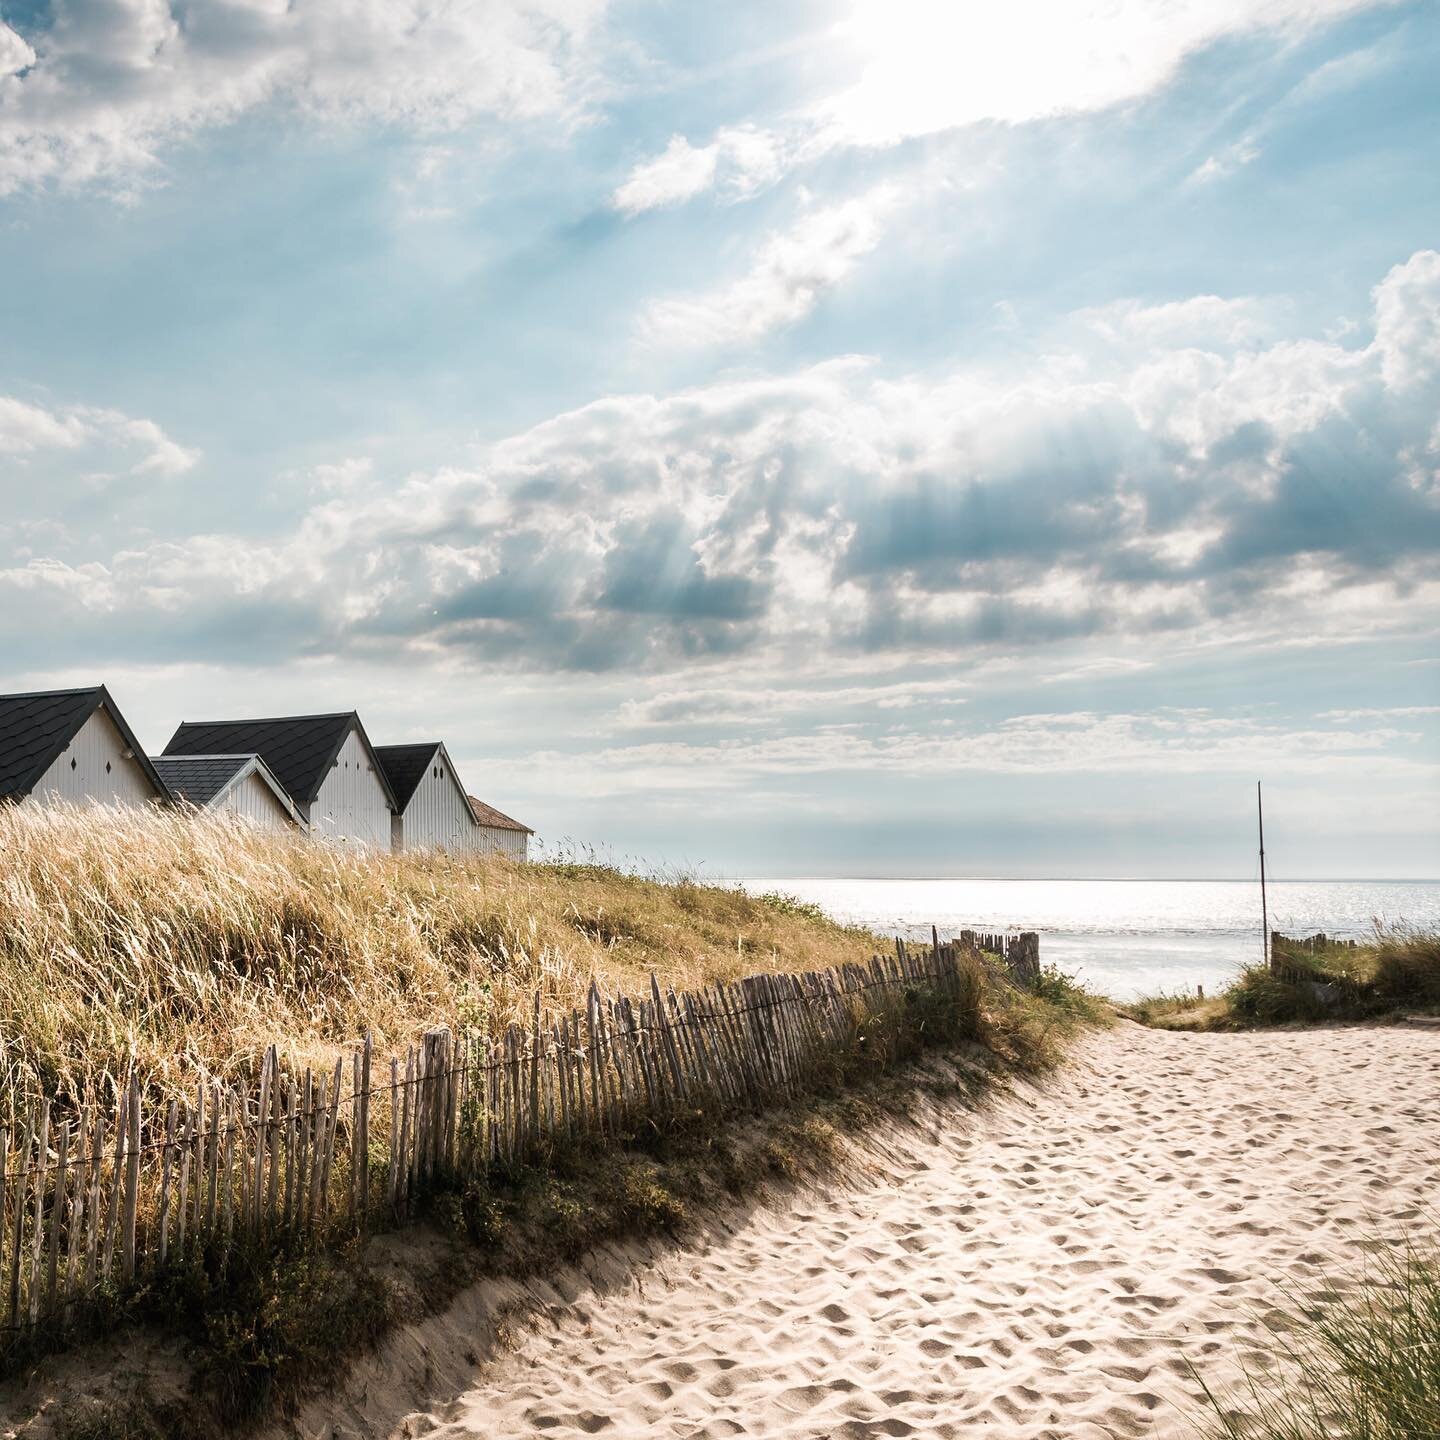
[738, 877, 1440, 1001]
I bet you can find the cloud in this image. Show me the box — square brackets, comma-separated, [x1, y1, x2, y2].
[613, 0, 1395, 210]
[612, 135, 718, 214]
[612, 126, 786, 214]
[1372, 249, 1440, 389]
[1073, 295, 1279, 352]
[640, 188, 894, 347]
[3, 251, 1438, 677]
[616, 676, 972, 728]
[824, 0, 1391, 144]
[0, 0, 608, 195]
[1319, 706, 1440, 721]
[512, 706, 1440, 799]
[1187, 140, 1262, 186]
[0, 394, 199, 476]
[0, 20, 35, 76]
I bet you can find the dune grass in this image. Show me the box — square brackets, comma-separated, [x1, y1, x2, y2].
[1126, 929, 1440, 1031]
[1190, 1233, 1440, 1440]
[0, 803, 881, 1111]
[0, 807, 1103, 1435]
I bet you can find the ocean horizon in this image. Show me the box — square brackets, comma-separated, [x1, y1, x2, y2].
[740, 875, 1440, 1001]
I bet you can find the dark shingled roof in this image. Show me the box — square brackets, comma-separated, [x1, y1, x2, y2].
[467, 795, 533, 833]
[162, 712, 397, 809]
[150, 754, 253, 809]
[373, 743, 440, 812]
[0, 685, 167, 802]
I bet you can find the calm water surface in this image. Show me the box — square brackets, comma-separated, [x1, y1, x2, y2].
[739, 877, 1440, 1001]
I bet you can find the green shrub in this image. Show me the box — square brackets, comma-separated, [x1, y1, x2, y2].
[1030, 963, 1109, 1022]
[1224, 964, 1337, 1025]
[752, 890, 830, 924]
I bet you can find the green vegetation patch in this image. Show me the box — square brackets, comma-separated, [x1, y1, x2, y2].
[1127, 929, 1440, 1031]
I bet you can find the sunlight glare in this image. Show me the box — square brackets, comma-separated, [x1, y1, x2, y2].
[825, 0, 1370, 143]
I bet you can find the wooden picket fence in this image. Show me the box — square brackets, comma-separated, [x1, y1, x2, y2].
[958, 931, 1040, 986]
[0, 928, 1038, 1348]
[1273, 931, 1360, 956]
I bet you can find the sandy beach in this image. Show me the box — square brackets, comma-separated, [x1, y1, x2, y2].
[384, 1020, 1439, 1440]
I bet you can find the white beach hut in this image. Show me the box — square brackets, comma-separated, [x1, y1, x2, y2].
[466, 795, 533, 860]
[374, 742, 483, 853]
[162, 711, 397, 848]
[0, 686, 168, 810]
[149, 753, 305, 832]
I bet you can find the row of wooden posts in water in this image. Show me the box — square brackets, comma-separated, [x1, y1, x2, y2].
[0, 928, 1040, 1341]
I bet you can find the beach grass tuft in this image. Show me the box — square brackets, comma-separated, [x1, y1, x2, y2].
[1189, 1231, 1440, 1440]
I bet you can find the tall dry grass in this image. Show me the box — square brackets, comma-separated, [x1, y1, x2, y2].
[0, 803, 879, 1110]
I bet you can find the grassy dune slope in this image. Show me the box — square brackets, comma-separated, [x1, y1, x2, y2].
[0, 804, 883, 1107]
[0, 805, 1103, 1432]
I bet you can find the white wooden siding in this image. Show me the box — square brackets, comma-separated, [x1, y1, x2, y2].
[476, 825, 528, 860]
[397, 754, 483, 852]
[311, 729, 392, 849]
[218, 771, 294, 831]
[30, 707, 160, 808]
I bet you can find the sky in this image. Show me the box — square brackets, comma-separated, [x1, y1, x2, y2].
[1, 0, 1438, 881]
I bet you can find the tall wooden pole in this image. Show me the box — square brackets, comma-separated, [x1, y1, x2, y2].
[1258, 781, 1270, 970]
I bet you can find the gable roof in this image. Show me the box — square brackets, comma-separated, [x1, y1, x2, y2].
[467, 795, 534, 834]
[0, 685, 168, 802]
[372, 743, 441, 812]
[151, 753, 251, 808]
[162, 712, 398, 810]
[149, 753, 304, 827]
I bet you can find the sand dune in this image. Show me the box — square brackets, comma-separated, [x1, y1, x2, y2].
[388, 1021, 1438, 1440]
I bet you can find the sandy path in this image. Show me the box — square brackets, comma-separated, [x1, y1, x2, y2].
[414, 1022, 1438, 1440]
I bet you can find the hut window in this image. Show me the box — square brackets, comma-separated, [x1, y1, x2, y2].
[70, 757, 77, 770]
[105, 761, 112, 774]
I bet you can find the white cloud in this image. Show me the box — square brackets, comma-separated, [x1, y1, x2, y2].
[822, 0, 1396, 144]
[1073, 294, 1278, 352]
[0, 20, 34, 76]
[0, 394, 198, 476]
[3, 251, 1438, 678]
[616, 0, 1394, 210]
[1319, 706, 1440, 721]
[514, 707, 1439, 799]
[612, 135, 718, 214]
[641, 188, 895, 347]
[0, 396, 87, 452]
[1372, 249, 1440, 390]
[306, 457, 376, 495]
[616, 675, 972, 728]
[0, 0, 608, 195]
[612, 125, 787, 215]
[1188, 140, 1261, 186]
